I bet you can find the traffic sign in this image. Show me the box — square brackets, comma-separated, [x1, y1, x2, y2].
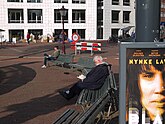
[72, 33, 80, 42]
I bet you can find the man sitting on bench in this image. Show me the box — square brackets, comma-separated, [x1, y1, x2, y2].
[59, 55, 109, 100]
[41, 46, 60, 68]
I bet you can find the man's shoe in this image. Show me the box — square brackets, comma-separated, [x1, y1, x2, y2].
[41, 65, 46, 68]
[59, 91, 71, 100]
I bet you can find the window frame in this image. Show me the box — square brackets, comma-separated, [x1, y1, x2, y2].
[54, 9, 68, 23]
[123, 11, 131, 23]
[27, 9, 43, 23]
[7, 0, 23, 2]
[123, 0, 130, 6]
[72, 9, 86, 23]
[112, 0, 119, 5]
[8, 9, 24, 23]
[112, 10, 120, 23]
[72, 0, 85, 4]
[72, 29, 85, 39]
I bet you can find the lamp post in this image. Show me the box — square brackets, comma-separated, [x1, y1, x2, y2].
[59, 5, 67, 54]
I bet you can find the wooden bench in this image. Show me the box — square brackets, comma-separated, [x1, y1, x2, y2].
[74, 77, 118, 123]
[52, 54, 74, 67]
[53, 94, 110, 124]
[53, 64, 119, 124]
[53, 89, 118, 124]
[69, 57, 95, 75]
[73, 92, 111, 124]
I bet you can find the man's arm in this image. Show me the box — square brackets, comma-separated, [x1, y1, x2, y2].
[83, 65, 108, 84]
[51, 50, 60, 58]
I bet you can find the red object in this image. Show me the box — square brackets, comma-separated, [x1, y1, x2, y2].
[93, 43, 98, 46]
[81, 43, 87, 46]
[72, 33, 80, 42]
[81, 47, 87, 51]
[27, 33, 30, 39]
[70, 41, 76, 50]
[93, 48, 99, 51]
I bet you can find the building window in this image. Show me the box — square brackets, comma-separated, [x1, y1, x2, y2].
[9, 29, 24, 42]
[123, 11, 130, 23]
[111, 29, 119, 37]
[72, 0, 85, 4]
[97, 9, 103, 26]
[54, 29, 68, 42]
[72, 29, 85, 39]
[112, 0, 119, 5]
[111, 29, 119, 42]
[123, 0, 130, 6]
[97, 0, 103, 7]
[27, 0, 43, 2]
[27, 9, 43, 23]
[112, 10, 120, 23]
[54, 9, 68, 23]
[97, 27, 103, 39]
[8, 9, 24, 23]
[72, 10, 85, 23]
[28, 29, 43, 41]
[54, 0, 68, 3]
[7, 0, 23, 2]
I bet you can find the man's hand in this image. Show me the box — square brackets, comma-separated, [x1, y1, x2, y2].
[77, 74, 86, 81]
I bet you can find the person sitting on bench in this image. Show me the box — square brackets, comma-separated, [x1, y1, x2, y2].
[41, 46, 60, 68]
[59, 55, 109, 100]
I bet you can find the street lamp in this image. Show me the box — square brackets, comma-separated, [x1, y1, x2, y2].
[59, 5, 67, 54]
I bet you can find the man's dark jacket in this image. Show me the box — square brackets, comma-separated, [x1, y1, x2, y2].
[77, 63, 109, 90]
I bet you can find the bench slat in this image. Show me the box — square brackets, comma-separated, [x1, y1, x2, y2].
[74, 93, 110, 124]
[69, 57, 95, 75]
[65, 110, 79, 124]
[52, 54, 74, 67]
[76, 69, 117, 109]
[86, 90, 92, 103]
[53, 109, 75, 124]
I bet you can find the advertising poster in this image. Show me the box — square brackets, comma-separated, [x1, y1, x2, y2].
[126, 48, 165, 124]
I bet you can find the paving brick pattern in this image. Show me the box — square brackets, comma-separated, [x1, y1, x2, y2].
[0, 42, 119, 124]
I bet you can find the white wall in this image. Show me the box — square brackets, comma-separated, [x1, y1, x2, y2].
[0, 0, 135, 41]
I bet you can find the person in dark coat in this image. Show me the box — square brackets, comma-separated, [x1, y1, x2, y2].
[59, 55, 109, 100]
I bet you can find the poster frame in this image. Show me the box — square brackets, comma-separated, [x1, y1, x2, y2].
[119, 42, 165, 124]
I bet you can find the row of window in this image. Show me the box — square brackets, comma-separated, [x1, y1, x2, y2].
[112, 10, 131, 23]
[112, 0, 130, 6]
[8, 29, 85, 41]
[54, 0, 86, 3]
[7, 0, 130, 6]
[8, 28, 121, 41]
[8, 9, 131, 24]
[7, 0, 85, 3]
[8, 9, 86, 23]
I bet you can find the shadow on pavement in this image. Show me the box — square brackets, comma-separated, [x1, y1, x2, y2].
[0, 61, 39, 95]
[0, 92, 76, 124]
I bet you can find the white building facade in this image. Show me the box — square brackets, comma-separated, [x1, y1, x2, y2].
[0, 0, 135, 42]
